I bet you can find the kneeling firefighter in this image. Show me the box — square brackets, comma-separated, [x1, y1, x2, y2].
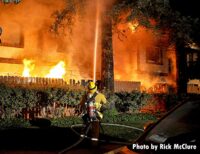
[80, 81, 107, 146]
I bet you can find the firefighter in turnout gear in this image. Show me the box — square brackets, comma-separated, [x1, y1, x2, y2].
[80, 81, 107, 146]
[80, 81, 107, 123]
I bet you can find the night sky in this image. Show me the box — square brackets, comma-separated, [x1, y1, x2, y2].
[170, 0, 200, 17]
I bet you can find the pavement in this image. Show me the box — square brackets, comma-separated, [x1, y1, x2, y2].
[0, 123, 126, 154]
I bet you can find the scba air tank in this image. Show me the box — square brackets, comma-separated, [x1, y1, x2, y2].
[87, 101, 96, 120]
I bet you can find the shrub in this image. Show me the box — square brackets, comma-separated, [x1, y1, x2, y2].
[0, 84, 39, 119]
[106, 92, 152, 113]
[51, 116, 82, 127]
[0, 118, 30, 129]
[0, 83, 192, 121]
[0, 84, 87, 119]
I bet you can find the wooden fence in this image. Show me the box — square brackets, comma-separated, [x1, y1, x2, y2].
[0, 76, 144, 92]
[0, 76, 67, 87]
[114, 81, 141, 92]
[0, 75, 92, 88]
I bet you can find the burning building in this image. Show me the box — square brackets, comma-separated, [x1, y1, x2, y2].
[113, 22, 177, 93]
[0, 0, 97, 85]
[0, 0, 177, 92]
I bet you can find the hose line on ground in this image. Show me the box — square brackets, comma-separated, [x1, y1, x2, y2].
[71, 123, 143, 145]
[58, 123, 91, 154]
[59, 123, 144, 154]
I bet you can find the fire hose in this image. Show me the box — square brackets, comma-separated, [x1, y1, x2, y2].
[58, 122, 144, 154]
[58, 122, 92, 154]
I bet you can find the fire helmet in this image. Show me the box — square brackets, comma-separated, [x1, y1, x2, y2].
[88, 81, 97, 93]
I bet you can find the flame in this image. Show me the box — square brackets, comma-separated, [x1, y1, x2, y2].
[22, 59, 35, 77]
[45, 61, 66, 78]
[113, 22, 177, 93]
[22, 59, 66, 79]
[128, 22, 139, 32]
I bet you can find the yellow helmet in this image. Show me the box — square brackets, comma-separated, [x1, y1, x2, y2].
[88, 81, 97, 93]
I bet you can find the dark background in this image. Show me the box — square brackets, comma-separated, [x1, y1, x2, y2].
[170, 0, 200, 17]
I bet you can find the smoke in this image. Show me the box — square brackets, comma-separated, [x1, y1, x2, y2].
[69, 0, 115, 79]
[0, 0, 176, 89]
[0, 0, 65, 59]
[0, 0, 105, 80]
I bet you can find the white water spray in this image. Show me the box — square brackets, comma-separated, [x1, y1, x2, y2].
[93, 0, 100, 82]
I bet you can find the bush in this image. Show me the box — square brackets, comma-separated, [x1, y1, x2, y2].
[102, 113, 157, 124]
[0, 83, 192, 121]
[0, 118, 30, 129]
[50, 116, 82, 127]
[0, 84, 39, 119]
[104, 91, 152, 113]
[0, 84, 86, 119]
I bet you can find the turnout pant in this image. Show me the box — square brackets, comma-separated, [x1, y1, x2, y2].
[89, 120, 100, 146]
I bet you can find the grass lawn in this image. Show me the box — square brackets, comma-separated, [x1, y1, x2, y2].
[50, 113, 158, 142]
[0, 113, 158, 142]
[0, 113, 158, 153]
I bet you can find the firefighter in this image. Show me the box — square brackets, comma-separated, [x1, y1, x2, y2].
[80, 81, 107, 146]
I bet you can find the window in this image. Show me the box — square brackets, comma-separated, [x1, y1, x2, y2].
[0, 25, 24, 48]
[146, 46, 163, 65]
[187, 52, 198, 67]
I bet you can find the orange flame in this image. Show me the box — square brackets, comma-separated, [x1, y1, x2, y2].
[22, 59, 66, 79]
[128, 21, 139, 32]
[22, 59, 35, 77]
[45, 61, 66, 78]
